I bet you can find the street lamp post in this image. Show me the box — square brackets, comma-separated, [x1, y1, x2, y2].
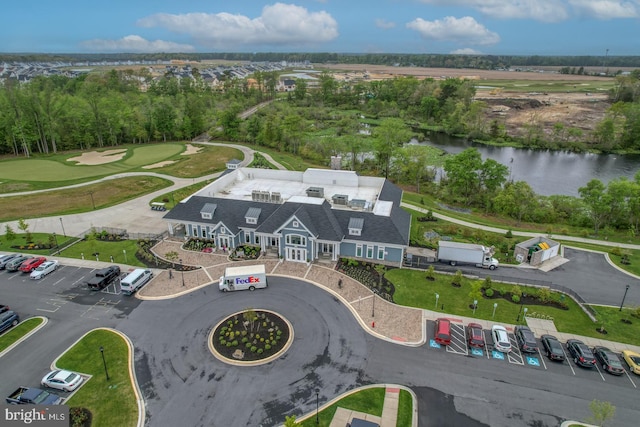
[435, 293, 439, 309]
[99, 346, 110, 380]
[315, 388, 320, 425]
[619, 284, 630, 311]
[492, 302, 498, 319]
[180, 258, 185, 287]
[473, 299, 478, 315]
[371, 292, 375, 317]
[59, 217, 66, 236]
[123, 249, 128, 264]
[88, 192, 96, 210]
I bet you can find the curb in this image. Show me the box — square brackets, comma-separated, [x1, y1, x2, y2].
[0, 316, 48, 359]
[50, 327, 146, 427]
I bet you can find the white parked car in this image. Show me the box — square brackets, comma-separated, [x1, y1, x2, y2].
[41, 369, 83, 392]
[30, 260, 59, 279]
[491, 325, 512, 353]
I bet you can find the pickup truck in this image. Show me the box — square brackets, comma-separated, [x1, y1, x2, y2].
[87, 265, 121, 290]
[6, 387, 63, 405]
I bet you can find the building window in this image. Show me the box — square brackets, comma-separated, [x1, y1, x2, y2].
[349, 228, 361, 236]
[245, 233, 251, 243]
[255, 236, 260, 244]
[356, 244, 363, 258]
[246, 217, 257, 224]
[201, 228, 207, 238]
[377, 247, 385, 260]
[220, 227, 226, 234]
[366, 246, 374, 259]
[286, 234, 306, 246]
[292, 221, 299, 228]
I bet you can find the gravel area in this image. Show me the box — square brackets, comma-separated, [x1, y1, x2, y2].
[139, 240, 424, 343]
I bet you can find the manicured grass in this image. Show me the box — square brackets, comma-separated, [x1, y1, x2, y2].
[57, 239, 144, 267]
[0, 233, 76, 255]
[121, 144, 183, 167]
[386, 268, 638, 346]
[588, 306, 640, 343]
[298, 387, 385, 427]
[0, 176, 172, 222]
[397, 389, 413, 427]
[0, 158, 127, 182]
[476, 79, 615, 93]
[153, 144, 244, 178]
[0, 317, 44, 352]
[57, 329, 137, 427]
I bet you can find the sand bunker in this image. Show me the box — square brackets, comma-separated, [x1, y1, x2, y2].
[142, 160, 177, 169]
[68, 149, 127, 165]
[182, 144, 202, 155]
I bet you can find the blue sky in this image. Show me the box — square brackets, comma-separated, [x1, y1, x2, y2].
[2, 1, 638, 55]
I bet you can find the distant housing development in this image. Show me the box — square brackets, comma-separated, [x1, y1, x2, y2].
[163, 168, 411, 266]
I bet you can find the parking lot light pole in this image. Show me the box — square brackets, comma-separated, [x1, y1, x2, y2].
[180, 259, 185, 287]
[315, 388, 320, 425]
[435, 293, 439, 309]
[59, 217, 66, 237]
[52, 232, 58, 251]
[619, 284, 630, 311]
[492, 302, 498, 319]
[473, 300, 478, 315]
[523, 307, 528, 320]
[99, 346, 110, 381]
[123, 249, 127, 264]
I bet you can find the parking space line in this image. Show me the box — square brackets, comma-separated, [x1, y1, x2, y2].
[445, 322, 468, 356]
[563, 347, 576, 375]
[507, 334, 524, 365]
[594, 364, 606, 381]
[537, 348, 548, 370]
[483, 331, 490, 359]
[624, 370, 637, 388]
[51, 277, 65, 287]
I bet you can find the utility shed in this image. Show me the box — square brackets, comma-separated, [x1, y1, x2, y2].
[514, 236, 560, 266]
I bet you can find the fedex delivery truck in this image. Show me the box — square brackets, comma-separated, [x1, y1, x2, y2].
[219, 264, 268, 292]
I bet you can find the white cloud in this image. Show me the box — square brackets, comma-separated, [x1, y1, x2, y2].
[451, 48, 482, 54]
[418, 0, 570, 22]
[406, 16, 500, 45]
[81, 35, 194, 53]
[568, 0, 639, 19]
[137, 3, 338, 48]
[375, 19, 396, 29]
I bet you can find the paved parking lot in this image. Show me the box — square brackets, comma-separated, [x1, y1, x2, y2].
[426, 319, 639, 392]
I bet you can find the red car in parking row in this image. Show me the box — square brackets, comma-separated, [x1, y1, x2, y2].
[19, 257, 46, 273]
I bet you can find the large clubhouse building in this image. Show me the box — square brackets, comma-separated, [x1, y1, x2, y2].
[163, 168, 411, 266]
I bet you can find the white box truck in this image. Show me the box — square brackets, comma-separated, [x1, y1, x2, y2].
[219, 265, 268, 292]
[437, 241, 499, 270]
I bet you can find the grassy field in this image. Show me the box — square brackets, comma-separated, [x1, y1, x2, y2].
[151, 179, 216, 209]
[0, 176, 172, 222]
[0, 317, 44, 352]
[476, 79, 616, 93]
[386, 268, 640, 346]
[57, 329, 137, 427]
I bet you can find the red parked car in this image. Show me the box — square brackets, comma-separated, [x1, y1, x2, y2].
[19, 257, 46, 273]
[467, 323, 485, 348]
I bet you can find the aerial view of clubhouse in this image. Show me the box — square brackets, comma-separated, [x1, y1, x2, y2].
[163, 167, 411, 266]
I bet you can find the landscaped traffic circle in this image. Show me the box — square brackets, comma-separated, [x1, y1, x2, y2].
[209, 309, 293, 366]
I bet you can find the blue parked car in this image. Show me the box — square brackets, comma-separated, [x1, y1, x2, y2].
[0, 310, 20, 333]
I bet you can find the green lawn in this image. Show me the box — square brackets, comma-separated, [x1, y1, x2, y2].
[57, 329, 138, 427]
[397, 389, 413, 427]
[57, 239, 144, 267]
[386, 269, 640, 346]
[476, 79, 615, 93]
[0, 317, 44, 352]
[121, 144, 183, 167]
[298, 387, 385, 427]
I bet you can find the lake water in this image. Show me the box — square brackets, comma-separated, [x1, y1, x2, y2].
[415, 133, 640, 196]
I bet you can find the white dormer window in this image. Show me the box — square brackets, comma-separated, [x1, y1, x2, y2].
[348, 217, 364, 236]
[293, 221, 299, 228]
[247, 217, 257, 224]
[200, 203, 217, 220]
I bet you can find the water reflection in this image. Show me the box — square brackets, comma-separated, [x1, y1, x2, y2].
[413, 133, 640, 196]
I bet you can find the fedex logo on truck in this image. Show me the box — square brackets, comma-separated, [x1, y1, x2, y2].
[235, 275, 261, 285]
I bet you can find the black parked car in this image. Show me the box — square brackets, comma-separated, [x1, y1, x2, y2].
[567, 339, 597, 368]
[541, 334, 565, 361]
[593, 346, 625, 375]
[514, 325, 538, 353]
[0, 310, 20, 333]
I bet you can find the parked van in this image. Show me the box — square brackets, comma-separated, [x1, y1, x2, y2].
[434, 318, 452, 346]
[120, 269, 153, 295]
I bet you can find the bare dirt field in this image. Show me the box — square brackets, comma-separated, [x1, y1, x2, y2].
[67, 149, 127, 165]
[321, 64, 613, 137]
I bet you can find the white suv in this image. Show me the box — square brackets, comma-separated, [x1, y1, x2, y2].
[491, 325, 512, 353]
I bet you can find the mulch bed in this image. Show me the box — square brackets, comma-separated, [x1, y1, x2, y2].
[212, 310, 290, 362]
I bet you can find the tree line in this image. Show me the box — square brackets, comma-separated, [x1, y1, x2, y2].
[3, 52, 640, 69]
